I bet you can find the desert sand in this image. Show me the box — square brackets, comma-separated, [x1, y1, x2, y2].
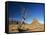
[9, 19, 44, 32]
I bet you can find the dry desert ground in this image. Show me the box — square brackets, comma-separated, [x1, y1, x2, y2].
[9, 19, 44, 32]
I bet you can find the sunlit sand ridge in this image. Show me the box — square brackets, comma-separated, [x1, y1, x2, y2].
[9, 19, 44, 32]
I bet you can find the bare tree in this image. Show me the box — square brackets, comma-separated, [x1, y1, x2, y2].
[21, 7, 31, 24]
[18, 7, 31, 32]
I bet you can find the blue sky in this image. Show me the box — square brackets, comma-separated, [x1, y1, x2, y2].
[8, 2, 44, 24]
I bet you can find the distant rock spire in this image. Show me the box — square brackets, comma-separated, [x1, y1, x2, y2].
[32, 18, 39, 25]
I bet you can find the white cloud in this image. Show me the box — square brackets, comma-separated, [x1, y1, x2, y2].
[38, 20, 44, 24]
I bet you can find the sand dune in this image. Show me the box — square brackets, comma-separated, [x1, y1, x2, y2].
[9, 19, 44, 32]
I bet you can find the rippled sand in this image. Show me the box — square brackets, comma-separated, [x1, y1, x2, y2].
[9, 23, 44, 32]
